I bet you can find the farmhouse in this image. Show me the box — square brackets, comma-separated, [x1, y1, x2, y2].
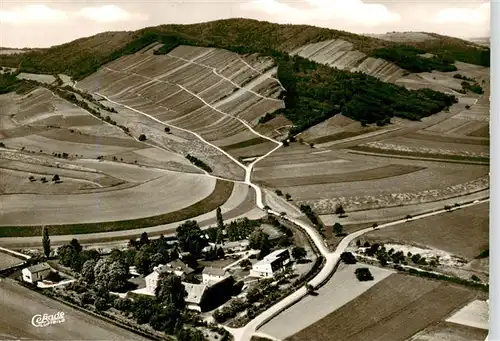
[183, 282, 208, 312]
[21, 263, 51, 283]
[144, 261, 194, 292]
[250, 249, 291, 278]
[202, 267, 230, 286]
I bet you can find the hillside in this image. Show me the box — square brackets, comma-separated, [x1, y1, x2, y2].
[0, 18, 489, 80]
[0, 18, 489, 133]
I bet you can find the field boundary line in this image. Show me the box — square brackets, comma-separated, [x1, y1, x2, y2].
[347, 150, 490, 165]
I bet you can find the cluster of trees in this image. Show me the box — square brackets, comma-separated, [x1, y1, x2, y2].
[176, 220, 209, 257]
[299, 204, 325, 237]
[340, 251, 357, 264]
[356, 241, 439, 268]
[185, 154, 212, 173]
[274, 190, 292, 201]
[57, 239, 101, 272]
[453, 74, 475, 82]
[460, 81, 484, 94]
[248, 229, 271, 259]
[224, 217, 261, 242]
[371, 46, 457, 73]
[128, 232, 180, 275]
[258, 112, 277, 124]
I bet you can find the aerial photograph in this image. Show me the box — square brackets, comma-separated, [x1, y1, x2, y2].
[0, 1, 492, 341]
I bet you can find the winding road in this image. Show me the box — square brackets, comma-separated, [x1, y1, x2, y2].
[94, 87, 489, 341]
[29, 71, 487, 341]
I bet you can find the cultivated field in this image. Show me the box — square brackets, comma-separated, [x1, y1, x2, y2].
[1, 171, 216, 225]
[287, 274, 482, 341]
[409, 321, 488, 341]
[253, 145, 488, 213]
[445, 299, 489, 330]
[258, 263, 394, 340]
[293, 39, 490, 95]
[362, 202, 489, 260]
[0, 82, 250, 235]
[0, 252, 25, 269]
[0, 279, 150, 340]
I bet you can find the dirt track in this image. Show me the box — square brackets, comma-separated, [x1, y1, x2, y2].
[0, 279, 150, 340]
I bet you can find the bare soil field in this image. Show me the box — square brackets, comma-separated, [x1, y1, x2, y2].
[287, 274, 481, 341]
[0, 252, 25, 269]
[445, 299, 489, 330]
[259, 263, 394, 340]
[0, 279, 150, 341]
[409, 321, 488, 341]
[362, 202, 488, 260]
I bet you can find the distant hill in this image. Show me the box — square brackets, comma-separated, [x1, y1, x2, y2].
[0, 18, 490, 80]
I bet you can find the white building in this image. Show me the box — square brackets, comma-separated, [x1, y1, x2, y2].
[250, 249, 291, 278]
[145, 261, 194, 293]
[22, 263, 51, 283]
[202, 267, 230, 286]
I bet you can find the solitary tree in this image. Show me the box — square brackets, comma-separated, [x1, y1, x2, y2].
[138, 134, 147, 141]
[42, 226, 51, 258]
[164, 127, 170, 133]
[335, 203, 345, 216]
[333, 223, 344, 236]
[285, 193, 292, 201]
[275, 190, 283, 196]
[291, 246, 307, 261]
[216, 207, 224, 231]
[52, 174, 60, 182]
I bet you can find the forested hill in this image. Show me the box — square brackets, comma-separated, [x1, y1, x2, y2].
[0, 18, 485, 132]
[0, 18, 490, 80]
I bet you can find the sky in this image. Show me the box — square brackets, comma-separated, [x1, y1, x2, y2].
[0, 0, 491, 48]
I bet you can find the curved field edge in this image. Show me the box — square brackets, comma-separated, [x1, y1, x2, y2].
[0, 179, 234, 237]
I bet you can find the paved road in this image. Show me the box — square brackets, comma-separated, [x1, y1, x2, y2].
[0, 279, 150, 340]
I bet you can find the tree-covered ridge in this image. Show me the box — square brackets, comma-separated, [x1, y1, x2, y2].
[0, 18, 489, 80]
[275, 54, 457, 133]
[370, 46, 458, 73]
[415, 32, 490, 67]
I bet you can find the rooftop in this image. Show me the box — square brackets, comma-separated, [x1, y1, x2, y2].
[155, 260, 194, 275]
[183, 282, 207, 305]
[25, 262, 51, 273]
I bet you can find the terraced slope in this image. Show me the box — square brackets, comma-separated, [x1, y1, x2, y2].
[76, 45, 285, 156]
[290, 39, 405, 82]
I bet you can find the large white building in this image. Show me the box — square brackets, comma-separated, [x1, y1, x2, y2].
[22, 263, 51, 283]
[144, 261, 194, 293]
[202, 267, 230, 286]
[250, 249, 291, 278]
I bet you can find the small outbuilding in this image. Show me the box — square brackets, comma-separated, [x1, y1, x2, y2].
[22, 263, 51, 283]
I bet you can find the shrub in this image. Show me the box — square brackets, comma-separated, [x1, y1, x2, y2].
[354, 268, 374, 281]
